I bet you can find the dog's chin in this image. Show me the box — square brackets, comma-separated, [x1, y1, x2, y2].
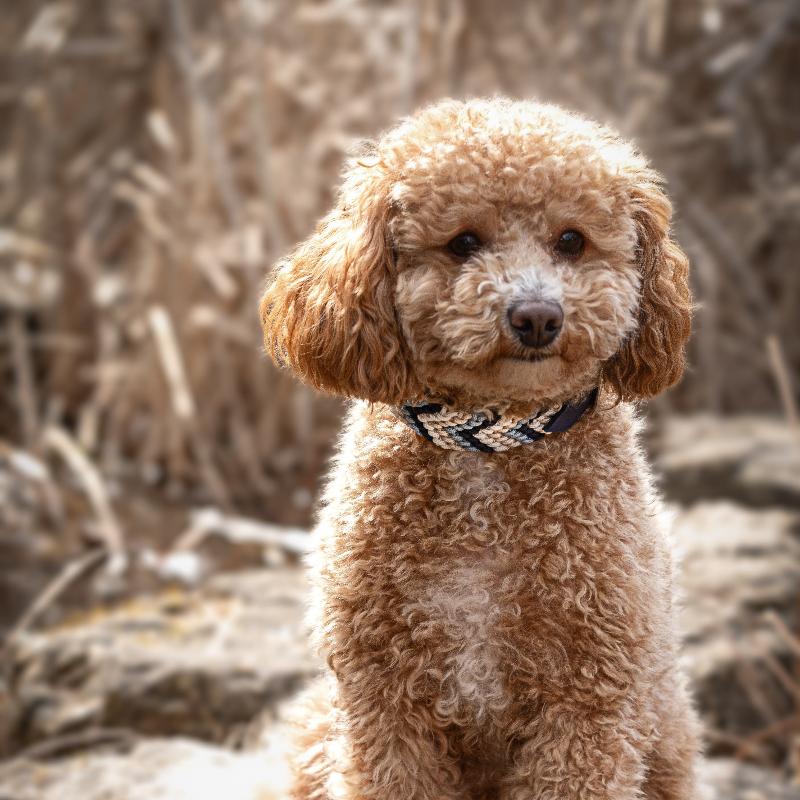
[486, 355, 569, 403]
[423, 354, 600, 411]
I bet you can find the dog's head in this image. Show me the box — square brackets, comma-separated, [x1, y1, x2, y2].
[260, 99, 691, 409]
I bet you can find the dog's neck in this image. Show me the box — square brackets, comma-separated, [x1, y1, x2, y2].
[394, 388, 598, 453]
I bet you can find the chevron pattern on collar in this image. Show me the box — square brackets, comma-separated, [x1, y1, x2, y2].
[396, 388, 598, 452]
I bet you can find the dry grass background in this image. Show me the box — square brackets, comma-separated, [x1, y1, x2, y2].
[1, 0, 800, 785]
[1, 0, 798, 527]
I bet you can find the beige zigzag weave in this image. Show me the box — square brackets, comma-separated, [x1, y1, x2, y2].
[396, 388, 599, 453]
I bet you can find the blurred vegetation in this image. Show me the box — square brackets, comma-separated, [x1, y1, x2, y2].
[0, 2, 799, 787]
[1, 0, 798, 529]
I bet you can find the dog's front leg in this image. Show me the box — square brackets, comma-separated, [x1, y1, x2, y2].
[500, 706, 646, 800]
[324, 569, 465, 800]
[335, 671, 463, 800]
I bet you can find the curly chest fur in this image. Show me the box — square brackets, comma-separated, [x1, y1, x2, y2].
[404, 556, 510, 724]
[316, 402, 667, 730]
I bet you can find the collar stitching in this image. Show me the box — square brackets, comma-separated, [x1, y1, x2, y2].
[395, 388, 598, 452]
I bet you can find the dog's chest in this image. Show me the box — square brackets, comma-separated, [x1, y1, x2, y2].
[407, 557, 509, 723]
[401, 455, 518, 722]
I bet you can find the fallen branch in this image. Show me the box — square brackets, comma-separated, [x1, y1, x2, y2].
[12, 726, 139, 761]
[1, 548, 107, 651]
[8, 311, 38, 447]
[766, 335, 799, 430]
[174, 507, 310, 556]
[764, 611, 800, 659]
[42, 426, 125, 554]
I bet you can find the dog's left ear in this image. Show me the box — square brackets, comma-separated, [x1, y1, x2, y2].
[603, 173, 692, 400]
[259, 158, 420, 404]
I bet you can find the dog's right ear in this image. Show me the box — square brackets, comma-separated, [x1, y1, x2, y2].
[259, 159, 420, 404]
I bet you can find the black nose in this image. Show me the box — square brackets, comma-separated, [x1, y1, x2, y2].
[507, 301, 564, 348]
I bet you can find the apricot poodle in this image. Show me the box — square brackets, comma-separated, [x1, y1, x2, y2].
[260, 98, 706, 800]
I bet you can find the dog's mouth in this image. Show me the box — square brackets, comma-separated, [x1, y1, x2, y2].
[501, 351, 556, 364]
[495, 336, 560, 365]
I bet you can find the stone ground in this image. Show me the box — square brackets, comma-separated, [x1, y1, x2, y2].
[0, 415, 799, 798]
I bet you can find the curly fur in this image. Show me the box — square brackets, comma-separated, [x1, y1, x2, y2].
[261, 98, 704, 800]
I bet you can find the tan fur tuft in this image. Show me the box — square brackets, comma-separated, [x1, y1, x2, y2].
[259, 161, 421, 404]
[602, 174, 692, 400]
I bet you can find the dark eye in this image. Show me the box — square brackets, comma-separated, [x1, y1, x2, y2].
[447, 232, 482, 258]
[555, 229, 585, 258]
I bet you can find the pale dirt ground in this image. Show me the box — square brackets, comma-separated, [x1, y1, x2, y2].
[1, 415, 799, 798]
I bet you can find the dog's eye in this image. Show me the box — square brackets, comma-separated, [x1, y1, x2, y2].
[555, 229, 585, 259]
[447, 232, 482, 258]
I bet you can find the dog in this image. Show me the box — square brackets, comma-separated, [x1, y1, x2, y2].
[260, 98, 704, 800]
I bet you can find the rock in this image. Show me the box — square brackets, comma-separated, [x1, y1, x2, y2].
[703, 758, 800, 799]
[0, 736, 291, 800]
[676, 501, 800, 757]
[3, 568, 321, 756]
[654, 415, 800, 508]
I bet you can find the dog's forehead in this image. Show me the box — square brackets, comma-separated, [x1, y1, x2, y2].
[379, 102, 637, 217]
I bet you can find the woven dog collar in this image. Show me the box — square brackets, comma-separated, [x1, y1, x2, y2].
[396, 388, 598, 452]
